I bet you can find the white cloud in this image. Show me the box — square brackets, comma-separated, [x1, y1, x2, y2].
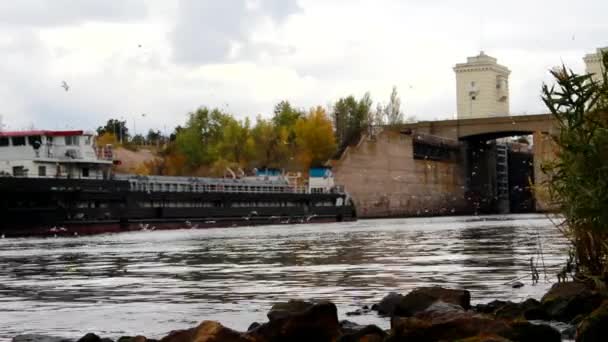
[0, 0, 607, 133]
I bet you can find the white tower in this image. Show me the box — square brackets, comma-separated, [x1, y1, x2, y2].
[584, 47, 607, 83]
[454, 51, 511, 119]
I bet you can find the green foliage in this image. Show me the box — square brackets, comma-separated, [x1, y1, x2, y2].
[97, 119, 129, 143]
[332, 93, 372, 153]
[384, 86, 405, 126]
[541, 51, 608, 280]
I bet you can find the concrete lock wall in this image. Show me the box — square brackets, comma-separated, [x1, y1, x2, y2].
[332, 130, 469, 218]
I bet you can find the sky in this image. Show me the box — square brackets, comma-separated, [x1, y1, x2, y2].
[0, 0, 607, 135]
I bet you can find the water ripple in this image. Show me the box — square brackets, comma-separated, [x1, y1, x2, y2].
[0, 214, 568, 340]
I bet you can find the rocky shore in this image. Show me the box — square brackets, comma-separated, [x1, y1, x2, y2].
[13, 282, 608, 342]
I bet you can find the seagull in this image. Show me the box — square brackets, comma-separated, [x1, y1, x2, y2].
[61, 81, 69, 91]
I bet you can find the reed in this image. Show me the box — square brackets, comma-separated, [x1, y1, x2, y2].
[541, 51, 608, 285]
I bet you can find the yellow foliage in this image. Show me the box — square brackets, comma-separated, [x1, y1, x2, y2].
[96, 132, 118, 146]
[294, 106, 337, 169]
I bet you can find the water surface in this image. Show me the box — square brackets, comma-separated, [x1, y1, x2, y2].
[0, 214, 569, 340]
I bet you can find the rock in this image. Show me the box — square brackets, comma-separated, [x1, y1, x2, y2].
[117, 337, 150, 342]
[475, 300, 509, 314]
[249, 301, 341, 342]
[77, 333, 101, 342]
[160, 321, 253, 342]
[387, 311, 512, 342]
[247, 322, 260, 332]
[13, 335, 73, 342]
[422, 301, 465, 316]
[393, 287, 471, 317]
[541, 281, 603, 322]
[345, 306, 372, 316]
[576, 300, 608, 342]
[345, 309, 362, 316]
[511, 281, 524, 289]
[338, 324, 386, 342]
[266, 299, 314, 321]
[503, 321, 561, 342]
[454, 335, 512, 342]
[340, 320, 367, 335]
[373, 292, 404, 316]
[100, 339, 114, 342]
[484, 298, 548, 320]
[159, 329, 194, 342]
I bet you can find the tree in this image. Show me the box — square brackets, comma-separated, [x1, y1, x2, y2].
[384, 86, 404, 126]
[174, 107, 231, 169]
[217, 117, 255, 166]
[96, 132, 118, 146]
[272, 100, 303, 128]
[332, 93, 372, 153]
[541, 51, 608, 281]
[97, 119, 129, 143]
[146, 129, 163, 146]
[295, 107, 337, 168]
[251, 116, 289, 168]
[131, 134, 146, 145]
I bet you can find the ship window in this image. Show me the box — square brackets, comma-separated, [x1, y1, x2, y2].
[12, 136, 26, 146]
[84, 136, 92, 145]
[65, 136, 79, 146]
[82, 168, 89, 177]
[28, 136, 42, 146]
[0, 137, 9, 147]
[38, 166, 46, 177]
[13, 166, 26, 177]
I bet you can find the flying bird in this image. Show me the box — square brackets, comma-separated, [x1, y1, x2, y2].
[61, 81, 69, 91]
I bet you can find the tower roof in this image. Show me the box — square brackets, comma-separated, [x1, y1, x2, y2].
[454, 51, 511, 75]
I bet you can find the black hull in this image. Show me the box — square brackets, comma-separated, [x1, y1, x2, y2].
[0, 177, 356, 237]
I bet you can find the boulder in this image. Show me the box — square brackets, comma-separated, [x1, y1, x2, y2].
[393, 287, 471, 317]
[13, 335, 73, 342]
[372, 292, 403, 316]
[541, 282, 603, 322]
[476, 299, 547, 320]
[266, 299, 314, 321]
[387, 312, 512, 342]
[160, 321, 253, 342]
[453, 335, 512, 342]
[77, 333, 101, 342]
[576, 300, 608, 342]
[249, 301, 340, 342]
[502, 321, 561, 342]
[337, 321, 386, 342]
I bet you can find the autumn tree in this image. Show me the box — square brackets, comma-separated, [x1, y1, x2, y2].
[251, 116, 289, 168]
[295, 107, 337, 169]
[217, 117, 255, 166]
[97, 119, 129, 143]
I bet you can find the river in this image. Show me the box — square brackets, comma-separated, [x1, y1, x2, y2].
[0, 214, 569, 340]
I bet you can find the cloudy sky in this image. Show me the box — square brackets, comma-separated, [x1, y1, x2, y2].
[0, 0, 606, 134]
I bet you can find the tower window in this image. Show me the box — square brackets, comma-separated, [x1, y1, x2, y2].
[472, 96, 476, 100]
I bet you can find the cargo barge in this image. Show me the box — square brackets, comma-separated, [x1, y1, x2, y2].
[0, 130, 355, 237]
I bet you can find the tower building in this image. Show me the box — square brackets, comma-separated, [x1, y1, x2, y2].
[454, 51, 511, 119]
[584, 47, 607, 83]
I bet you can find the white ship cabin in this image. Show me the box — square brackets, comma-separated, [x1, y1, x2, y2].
[0, 130, 114, 178]
[308, 167, 343, 194]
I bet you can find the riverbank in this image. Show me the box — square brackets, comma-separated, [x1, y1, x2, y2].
[13, 282, 608, 342]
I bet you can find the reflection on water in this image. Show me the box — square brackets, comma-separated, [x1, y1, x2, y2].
[0, 214, 568, 339]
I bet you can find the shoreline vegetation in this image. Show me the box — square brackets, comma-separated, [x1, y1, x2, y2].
[97, 87, 413, 178]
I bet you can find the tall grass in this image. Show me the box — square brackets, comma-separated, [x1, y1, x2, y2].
[541, 52, 608, 284]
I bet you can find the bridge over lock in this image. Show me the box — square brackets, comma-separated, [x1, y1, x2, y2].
[332, 114, 558, 218]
